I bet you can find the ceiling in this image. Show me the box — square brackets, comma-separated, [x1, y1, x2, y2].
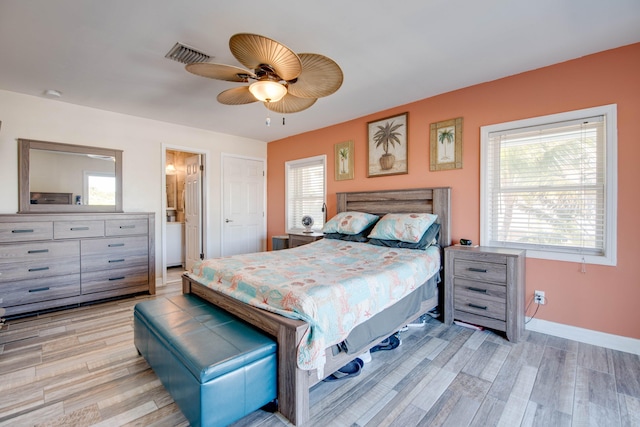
[1, 0, 639, 143]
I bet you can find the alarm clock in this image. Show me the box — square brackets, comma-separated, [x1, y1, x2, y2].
[301, 215, 314, 233]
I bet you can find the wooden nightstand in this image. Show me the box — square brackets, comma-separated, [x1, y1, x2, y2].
[444, 246, 525, 342]
[272, 235, 289, 251]
[288, 232, 323, 248]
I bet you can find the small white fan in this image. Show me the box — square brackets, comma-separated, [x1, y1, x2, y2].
[301, 215, 314, 233]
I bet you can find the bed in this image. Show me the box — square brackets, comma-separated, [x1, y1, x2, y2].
[181, 187, 451, 426]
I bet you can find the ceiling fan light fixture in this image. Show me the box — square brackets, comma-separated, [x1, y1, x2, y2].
[249, 80, 287, 103]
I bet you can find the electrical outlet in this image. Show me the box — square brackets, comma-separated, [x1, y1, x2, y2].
[534, 290, 546, 305]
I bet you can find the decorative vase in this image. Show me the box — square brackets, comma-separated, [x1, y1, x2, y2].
[379, 153, 395, 170]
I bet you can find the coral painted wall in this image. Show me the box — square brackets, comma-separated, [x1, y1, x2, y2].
[267, 43, 640, 340]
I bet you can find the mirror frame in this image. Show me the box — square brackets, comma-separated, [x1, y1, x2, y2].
[18, 139, 123, 213]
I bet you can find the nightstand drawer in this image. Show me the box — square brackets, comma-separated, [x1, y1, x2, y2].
[454, 280, 506, 321]
[454, 259, 506, 283]
[288, 232, 323, 248]
[454, 278, 506, 302]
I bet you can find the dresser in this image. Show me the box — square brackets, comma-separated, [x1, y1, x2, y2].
[444, 246, 525, 342]
[288, 232, 323, 248]
[0, 213, 155, 317]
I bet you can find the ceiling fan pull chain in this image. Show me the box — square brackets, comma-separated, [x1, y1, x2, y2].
[266, 116, 271, 126]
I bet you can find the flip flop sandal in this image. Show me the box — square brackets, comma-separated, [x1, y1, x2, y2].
[323, 358, 363, 382]
[370, 334, 401, 352]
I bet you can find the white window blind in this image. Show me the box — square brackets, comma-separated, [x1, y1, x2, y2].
[285, 155, 326, 232]
[481, 105, 617, 266]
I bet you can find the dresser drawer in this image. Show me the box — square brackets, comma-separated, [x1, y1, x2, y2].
[54, 221, 105, 239]
[81, 236, 148, 272]
[81, 265, 149, 294]
[0, 274, 80, 306]
[454, 278, 506, 321]
[0, 256, 80, 283]
[0, 222, 53, 243]
[105, 219, 148, 236]
[453, 259, 507, 283]
[0, 241, 79, 264]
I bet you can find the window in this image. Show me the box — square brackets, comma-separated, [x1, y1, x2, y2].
[285, 155, 326, 232]
[480, 104, 617, 266]
[84, 171, 116, 205]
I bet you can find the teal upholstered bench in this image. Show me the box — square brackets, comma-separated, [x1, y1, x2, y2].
[133, 294, 277, 427]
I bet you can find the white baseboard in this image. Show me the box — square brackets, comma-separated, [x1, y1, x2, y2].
[526, 317, 640, 356]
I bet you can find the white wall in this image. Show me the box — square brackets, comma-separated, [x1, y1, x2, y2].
[0, 89, 267, 278]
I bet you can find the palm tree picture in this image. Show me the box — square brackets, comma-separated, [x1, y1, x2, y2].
[438, 126, 455, 161]
[368, 113, 408, 176]
[430, 117, 462, 171]
[338, 147, 349, 174]
[335, 140, 354, 180]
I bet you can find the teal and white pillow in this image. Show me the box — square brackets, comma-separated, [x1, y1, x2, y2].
[368, 213, 438, 243]
[322, 211, 379, 235]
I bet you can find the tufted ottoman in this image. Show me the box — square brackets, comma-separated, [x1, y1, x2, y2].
[133, 294, 277, 427]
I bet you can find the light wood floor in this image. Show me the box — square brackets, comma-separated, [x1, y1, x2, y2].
[1, 268, 639, 426]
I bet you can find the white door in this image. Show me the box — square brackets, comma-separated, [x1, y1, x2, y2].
[185, 154, 203, 270]
[222, 156, 265, 256]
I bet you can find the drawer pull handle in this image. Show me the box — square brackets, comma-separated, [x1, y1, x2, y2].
[70, 227, 90, 231]
[108, 243, 125, 247]
[29, 287, 50, 293]
[12, 229, 34, 233]
[108, 259, 125, 263]
[109, 276, 125, 281]
[468, 303, 488, 310]
[120, 225, 135, 229]
[468, 267, 487, 273]
[28, 249, 49, 254]
[468, 286, 487, 293]
[28, 267, 50, 272]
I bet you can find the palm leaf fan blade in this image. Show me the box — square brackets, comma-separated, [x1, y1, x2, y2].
[217, 86, 258, 105]
[185, 63, 255, 82]
[229, 33, 302, 81]
[265, 93, 317, 114]
[287, 53, 343, 99]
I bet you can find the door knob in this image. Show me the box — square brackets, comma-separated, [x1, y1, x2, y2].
[225, 219, 233, 223]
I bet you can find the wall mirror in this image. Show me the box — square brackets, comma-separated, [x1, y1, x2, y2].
[18, 139, 123, 213]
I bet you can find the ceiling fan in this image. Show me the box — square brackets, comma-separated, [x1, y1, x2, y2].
[185, 33, 343, 114]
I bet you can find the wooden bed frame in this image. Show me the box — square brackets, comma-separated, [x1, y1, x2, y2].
[181, 187, 451, 426]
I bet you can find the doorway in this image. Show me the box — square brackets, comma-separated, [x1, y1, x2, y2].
[162, 146, 206, 285]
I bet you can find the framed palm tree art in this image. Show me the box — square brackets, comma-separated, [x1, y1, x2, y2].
[430, 117, 463, 171]
[367, 112, 408, 177]
[334, 140, 354, 181]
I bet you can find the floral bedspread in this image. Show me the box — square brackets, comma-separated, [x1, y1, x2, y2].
[188, 239, 440, 372]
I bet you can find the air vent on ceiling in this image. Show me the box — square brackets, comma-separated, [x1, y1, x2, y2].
[165, 42, 211, 64]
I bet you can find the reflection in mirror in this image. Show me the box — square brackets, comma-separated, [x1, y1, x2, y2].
[166, 174, 177, 209]
[30, 150, 116, 205]
[18, 139, 123, 213]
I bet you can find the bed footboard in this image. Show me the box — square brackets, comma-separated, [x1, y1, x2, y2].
[182, 274, 438, 425]
[182, 274, 311, 426]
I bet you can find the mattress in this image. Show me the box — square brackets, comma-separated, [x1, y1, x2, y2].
[188, 239, 441, 371]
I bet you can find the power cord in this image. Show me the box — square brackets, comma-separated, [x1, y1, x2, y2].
[524, 296, 544, 324]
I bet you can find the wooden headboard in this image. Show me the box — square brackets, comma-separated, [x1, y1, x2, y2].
[336, 187, 451, 247]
